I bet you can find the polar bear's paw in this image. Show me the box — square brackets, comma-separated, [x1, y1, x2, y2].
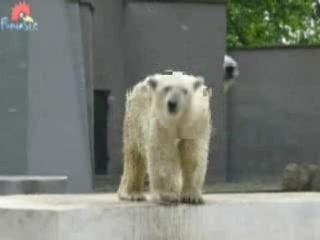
[153, 192, 180, 205]
[180, 191, 204, 205]
[118, 191, 146, 202]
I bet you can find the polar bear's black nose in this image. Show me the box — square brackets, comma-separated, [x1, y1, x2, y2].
[168, 100, 178, 113]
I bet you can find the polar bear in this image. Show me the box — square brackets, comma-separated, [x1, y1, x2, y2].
[117, 71, 212, 204]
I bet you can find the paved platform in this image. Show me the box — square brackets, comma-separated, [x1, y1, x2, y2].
[0, 193, 320, 240]
[0, 176, 67, 195]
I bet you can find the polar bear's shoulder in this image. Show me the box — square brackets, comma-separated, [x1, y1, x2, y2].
[125, 79, 152, 110]
[193, 84, 212, 108]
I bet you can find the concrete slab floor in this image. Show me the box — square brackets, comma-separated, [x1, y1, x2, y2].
[0, 192, 319, 209]
[0, 193, 320, 240]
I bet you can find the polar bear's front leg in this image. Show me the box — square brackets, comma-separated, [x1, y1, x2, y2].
[179, 139, 209, 204]
[147, 140, 181, 205]
[118, 147, 147, 201]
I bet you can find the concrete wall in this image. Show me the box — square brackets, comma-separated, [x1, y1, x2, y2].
[228, 47, 320, 181]
[0, 2, 28, 174]
[27, 0, 93, 192]
[92, 0, 227, 181]
[0, 0, 93, 192]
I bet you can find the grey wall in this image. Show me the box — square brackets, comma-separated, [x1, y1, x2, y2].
[0, 0, 93, 192]
[92, 0, 227, 181]
[0, 2, 28, 174]
[91, 0, 126, 177]
[228, 47, 320, 181]
[26, 0, 93, 192]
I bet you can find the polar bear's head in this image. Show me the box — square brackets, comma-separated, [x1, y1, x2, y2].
[146, 71, 204, 119]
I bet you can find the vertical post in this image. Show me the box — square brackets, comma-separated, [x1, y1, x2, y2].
[79, 0, 95, 181]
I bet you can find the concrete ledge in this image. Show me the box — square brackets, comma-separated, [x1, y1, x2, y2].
[0, 176, 68, 195]
[1, 193, 320, 239]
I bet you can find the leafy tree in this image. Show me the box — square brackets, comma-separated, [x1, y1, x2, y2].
[227, 0, 320, 48]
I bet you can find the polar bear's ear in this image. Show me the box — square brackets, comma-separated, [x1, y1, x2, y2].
[147, 76, 158, 90]
[193, 76, 204, 90]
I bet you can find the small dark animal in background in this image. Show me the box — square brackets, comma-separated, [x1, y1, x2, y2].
[282, 163, 320, 191]
[223, 55, 239, 94]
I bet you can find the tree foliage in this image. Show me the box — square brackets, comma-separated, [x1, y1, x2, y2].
[227, 0, 320, 48]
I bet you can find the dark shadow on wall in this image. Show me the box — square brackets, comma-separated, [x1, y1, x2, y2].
[94, 90, 111, 175]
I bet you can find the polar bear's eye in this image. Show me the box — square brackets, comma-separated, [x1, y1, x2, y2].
[163, 86, 172, 93]
[182, 88, 188, 95]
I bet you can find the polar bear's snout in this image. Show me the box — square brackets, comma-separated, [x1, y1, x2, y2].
[167, 93, 180, 114]
[165, 88, 189, 115]
[167, 100, 178, 114]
